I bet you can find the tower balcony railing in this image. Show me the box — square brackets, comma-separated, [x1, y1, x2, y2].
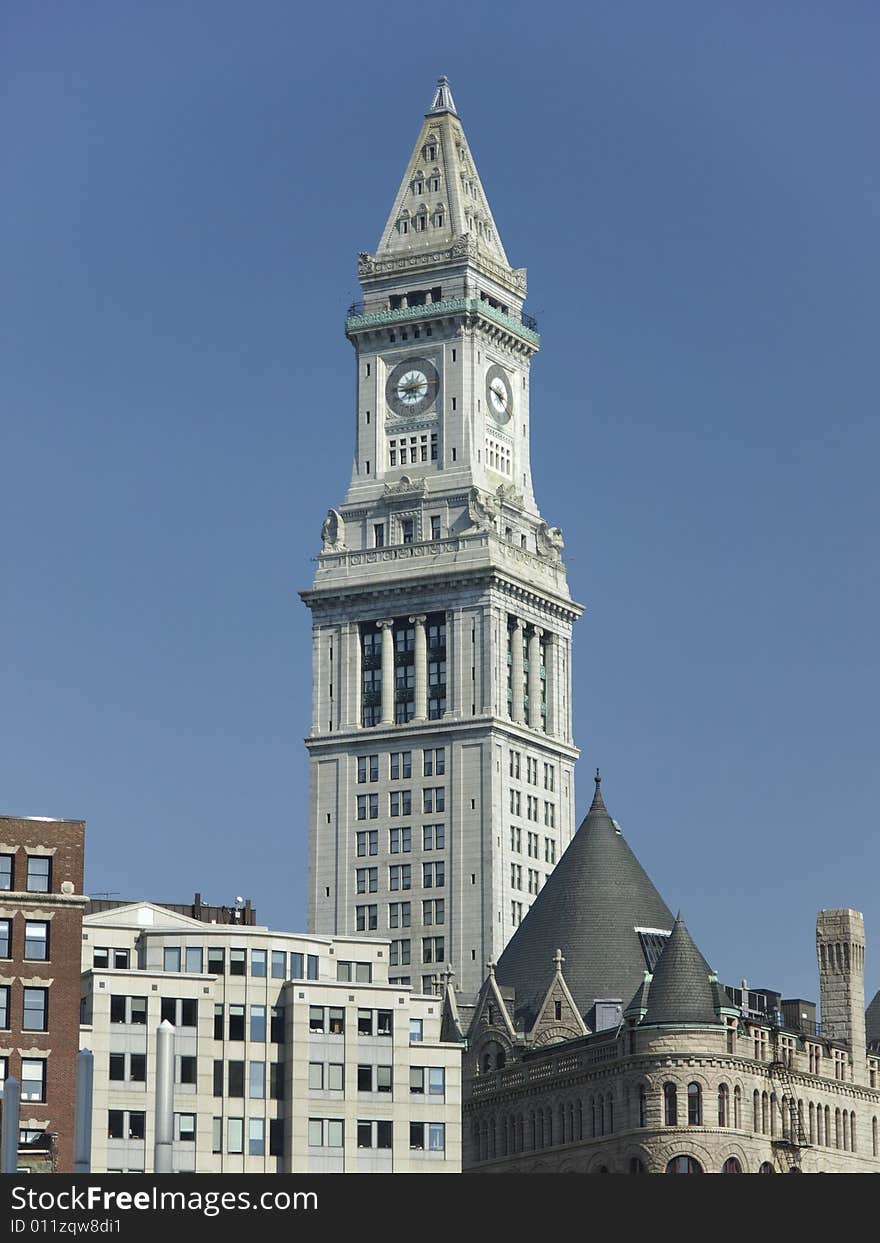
[345, 298, 540, 346]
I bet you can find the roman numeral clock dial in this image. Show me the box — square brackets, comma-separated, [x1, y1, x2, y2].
[385, 357, 440, 417]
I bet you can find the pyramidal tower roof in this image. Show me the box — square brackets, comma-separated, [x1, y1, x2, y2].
[494, 774, 675, 1028]
[375, 76, 509, 266]
[639, 914, 721, 1026]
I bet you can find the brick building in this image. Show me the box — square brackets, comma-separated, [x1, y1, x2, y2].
[0, 815, 88, 1172]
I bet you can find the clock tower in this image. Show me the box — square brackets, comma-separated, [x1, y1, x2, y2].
[301, 78, 583, 1001]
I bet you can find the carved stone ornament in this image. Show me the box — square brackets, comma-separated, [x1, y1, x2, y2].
[495, 483, 524, 509]
[384, 475, 427, 498]
[466, 487, 497, 532]
[321, 508, 346, 551]
[536, 521, 565, 561]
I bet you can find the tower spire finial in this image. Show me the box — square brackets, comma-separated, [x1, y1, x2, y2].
[428, 75, 458, 116]
[589, 767, 608, 814]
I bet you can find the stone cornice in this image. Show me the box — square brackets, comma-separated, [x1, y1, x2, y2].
[0, 891, 88, 908]
[358, 236, 527, 299]
[306, 716, 580, 762]
[345, 297, 539, 351]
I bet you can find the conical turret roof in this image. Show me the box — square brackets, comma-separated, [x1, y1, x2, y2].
[494, 774, 674, 1028]
[641, 914, 720, 1026]
[375, 76, 509, 266]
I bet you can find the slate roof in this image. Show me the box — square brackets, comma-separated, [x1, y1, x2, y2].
[640, 914, 721, 1026]
[867, 989, 880, 1049]
[494, 774, 675, 1028]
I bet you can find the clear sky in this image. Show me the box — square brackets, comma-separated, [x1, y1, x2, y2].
[3, 1, 878, 1006]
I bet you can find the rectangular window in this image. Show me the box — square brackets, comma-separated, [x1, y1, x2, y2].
[409, 1018, 423, 1043]
[308, 1118, 344, 1148]
[228, 1061, 245, 1097]
[374, 523, 385, 548]
[228, 1005, 245, 1041]
[271, 949, 286, 979]
[422, 823, 445, 850]
[389, 790, 412, 817]
[422, 861, 445, 888]
[21, 1058, 47, 1102]
[207, 947, 225, 975]
[270, 1063, 284, 1100]
[389, 901, 411, 928]
[213, 1005, 224, 1040]
[422, 936, 445, 963]
[177, 1055, 197, 1085]
[409, 1122, 446, 1151]
[250, 1005, 267, 1042]
[430, 516, 441, 540]
[249, 1061, 266, 1099]
[270, 1006, 285, 1043]
[175, 1113, 196, 1144]
[213, 1060, 223, 1096]
[356, 830, 378, 857]
[422, 898, 445, 925]
[185, 946, 203, 973]
[24, 920, 49, 960]
[356, 867, 378, 894]
[227, 1118, 244, 1155]
[230, 948, 247, 976]
[390, 751, 412, 780]
[251, 949, 267, 977]
[0, 854, 13, 891]
[337, 960, 372, 984]
[290, 952, 304, 978]
[163, 946, 181, 973]
[0, 919, 10, 958]
[423, 787, 445, 813]
[212, 1117, 223, 1154]
[26, 856, 51, 893]
[401, 519, 414, 544]
[390, 939, 411, 966]
[23, 987, 48, 1031]
[389, 827, 412, 853]
[389, 864, 411, 891]
[0, 985, 9, 1030]
[356, 904, 378, 931]
[248, 1118, 265, 1157]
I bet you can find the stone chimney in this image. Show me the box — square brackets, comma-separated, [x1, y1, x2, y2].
[816, 909, 867, 1085]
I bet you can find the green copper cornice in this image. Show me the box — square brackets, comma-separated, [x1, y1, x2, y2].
[345, 298, 540, 348]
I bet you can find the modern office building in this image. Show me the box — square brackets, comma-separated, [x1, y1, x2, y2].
[80, 901, 461, 1172]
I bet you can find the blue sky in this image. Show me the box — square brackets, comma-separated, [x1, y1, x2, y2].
[2, 1, 878, 1005]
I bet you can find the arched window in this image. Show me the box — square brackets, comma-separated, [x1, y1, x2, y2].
[607, 1093, 614, 1134]
[873, 1116, 878, 1158]
[666, 1155, 703, 1174]
[718, 1084, 729, 1127]
[809, 1101, 816, 1144]
[664, 1083, 678, 1126]
[842, 1109, 849, 1151]
[824, 1104, 830, 1146]
[629, 1157, 646, 1173]
[545, 1107, 553, 1146]
[781, 1095, 789, 1139]
[638, 1085, 647, 1128]
[598, 1097, 605, 1136]
[835, 1108, 842, 1149]
[817, 1102, 824, 1146]
[770, 1093, 777, 1138]
[687, 1082, 702, 1126]
[734, 1084, 742, 1128]
[576, 1099, 583, 1140]
[590, 1097, 597, 1138]
[759, 1161, 775, 1174]
[850, 1110, 856, 1152]
[722, 1157, 743, 1173]
[753, 1089, 760, 1132]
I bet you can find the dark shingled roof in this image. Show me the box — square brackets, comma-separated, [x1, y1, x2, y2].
[641, 914, 721, 1026]
[494, 774, 674, 1028]
[867, 989, 880, 1049]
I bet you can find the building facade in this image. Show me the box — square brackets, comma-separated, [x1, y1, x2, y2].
[447, 779, 880, 1173]
[302, 77, 582, 1001]
[0, 814, 88, 1172]
[80, 902, 461, 1173]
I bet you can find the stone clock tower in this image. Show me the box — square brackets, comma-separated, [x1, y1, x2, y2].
[301, 78, 582, 1001]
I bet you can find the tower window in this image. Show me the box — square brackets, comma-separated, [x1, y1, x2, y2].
[374, 523, 385, 548]
[366, 363, 371, 377]
[401, 519, 414, 544]
[430, 516, 440, 541]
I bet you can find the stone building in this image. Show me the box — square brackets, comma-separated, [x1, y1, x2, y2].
[0, 814, 88, 1172]
[80, 901, 461, 1173]
[448, 776, 880, 1173]
[302, 77, 581, 1000]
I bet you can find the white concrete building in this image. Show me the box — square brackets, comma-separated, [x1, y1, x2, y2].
[80, 903, 461, 1172]
[302, 76, 582, 1001]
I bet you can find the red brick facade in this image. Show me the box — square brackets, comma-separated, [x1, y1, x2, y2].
[1, 816, 86, 1172]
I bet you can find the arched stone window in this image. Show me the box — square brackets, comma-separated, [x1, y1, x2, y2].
[432, 204, 445, 228]
[606, 1093, 614, 1134]
[824, 1104, 830, 1146]
[545, 1107, 553, 1145]
[842, 1109, 849, 1151]
[809, 1101, 816, 1144]
[722, 1157, 743, 1173]
[753, 1089, 760, 1132]
[576, 1099, 583, 1140]
[411, 171, 424, 195]
[835, 1108, 842, 1149]
[598, 1096, 605, 1136]
[761, 1091, 769, 1134]
[718, 1083, 729, 1127]
[850, 1110, 856, 1152]
[638, 1085, 648, 1128]
[873, 1116, 878, 1158]
[687, 1082, 702, 1126]
[759, 1161, 775, 1174]
[734, 1084, 742, 1128]
[770, 1093, 778, 1138]
[629, 1157, 647, 1173]
[664, 1083, 678, 1126]
[781, 1095, 789, 1139]
[666, 1155, 703, 1174]
[817, 1102, 824, 1146]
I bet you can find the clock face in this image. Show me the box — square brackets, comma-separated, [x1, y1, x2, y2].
[385, 358, 440, 417]
[485, 363, 512, 423]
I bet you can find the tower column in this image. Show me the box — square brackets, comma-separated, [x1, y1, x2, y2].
[410, 614, 428, 721]
[528, 626, 543, 730]
[342, 622, 361, 729]
[378, 618, 395, 726]
[511, 618, 525, 723]
[544, 631, 557, 736]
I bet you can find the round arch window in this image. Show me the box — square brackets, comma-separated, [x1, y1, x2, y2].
[666, 1155, 703, 1174]
[722, 1157, 743, 1173]
[759, 1161, 775, 1174]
